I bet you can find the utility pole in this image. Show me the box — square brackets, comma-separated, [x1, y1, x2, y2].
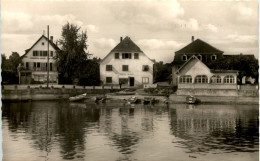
[47, 25, 50, 88]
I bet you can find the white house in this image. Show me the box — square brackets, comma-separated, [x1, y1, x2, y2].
[100, 36, 154, 87]
[19, 35, 60, 84]
[176, 55, 239, 96]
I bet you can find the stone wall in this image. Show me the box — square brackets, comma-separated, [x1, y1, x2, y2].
[2, 87, 120, 101]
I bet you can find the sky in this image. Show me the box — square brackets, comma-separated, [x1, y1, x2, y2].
[1, 0, 259, 63]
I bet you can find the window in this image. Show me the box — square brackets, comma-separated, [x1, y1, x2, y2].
[142, 65, 149, 71]
[106, 65, 112, 71]
[43, 51, 47, 56]
[134, 53, 139, 59]
[42, 42, 44, 45]
[50, 51, 53, 57]
[122, 53, 132, 59]
[33, 62, 36, 69]
[33, 51, 37, 56]
[179, 75, 192, 83]
[37, 62, 40, 68]
[106, 77, 112, 83]
[40, 51, 43, 56]
[50, 63, 53, 71]
[211, 55, 217, 61]
[182, 55, 187, 61]
[195, 75, 208, 83]
[115, 53, 119, 59]
[122, 65, 128, 71]
[142, 77, 149, 84]
[26, 62, 29, 70]
[224, 75, 235, 84]
[197, 55, 202, 60]
[211, 75, 221, 83]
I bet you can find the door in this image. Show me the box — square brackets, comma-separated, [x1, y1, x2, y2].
[129, 77, 135, 86]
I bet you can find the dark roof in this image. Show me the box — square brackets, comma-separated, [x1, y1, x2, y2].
[175, 39, 223, 54]
[21, 35, 60, 58]
[210, 69, 239, 73]
[111, 36, 142, 52]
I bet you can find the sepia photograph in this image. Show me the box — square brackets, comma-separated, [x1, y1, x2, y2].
[1, 0, 259, 161]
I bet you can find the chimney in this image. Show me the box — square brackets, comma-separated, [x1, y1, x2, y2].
[120, 37, 123, 42]
[50, 36, 53, 42]
[191, 36, 194, 42]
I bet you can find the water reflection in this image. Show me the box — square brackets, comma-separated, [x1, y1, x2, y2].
[2, 102, 259, 161]
[169, 104, 259, 154]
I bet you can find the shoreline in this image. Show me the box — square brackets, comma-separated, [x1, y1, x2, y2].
[2, 89, 259, 105]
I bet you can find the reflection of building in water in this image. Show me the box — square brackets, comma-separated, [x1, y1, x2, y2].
[2, 102, 101, 160]
[169, 104, 259, 153]
[98, 106, 159, 154]
[174, 105, 237, 133]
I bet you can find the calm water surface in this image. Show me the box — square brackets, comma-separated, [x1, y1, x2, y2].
[2, 101, 259, 161]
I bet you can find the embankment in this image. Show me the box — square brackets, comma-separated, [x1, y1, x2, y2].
[170, 94, 259, 105]
[2, 87, 120, 101]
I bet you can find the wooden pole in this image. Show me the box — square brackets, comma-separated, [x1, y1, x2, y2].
[47, 25, 50, 88]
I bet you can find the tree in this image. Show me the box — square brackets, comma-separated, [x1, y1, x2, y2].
[153, 61, 172, 83]
[207, 55, 259, 84]
[9, 52, 21, 72]
[1, 52, 21, 84]
[56, 23, 89, 84]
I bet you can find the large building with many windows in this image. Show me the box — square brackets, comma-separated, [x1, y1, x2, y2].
[100, 36, 154, 87]
[18, 35, 59, 84]
[171, 36, 225, 86]
[176, 55, 238, 96]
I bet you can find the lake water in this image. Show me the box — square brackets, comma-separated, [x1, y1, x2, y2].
[2, 101, 259, 161]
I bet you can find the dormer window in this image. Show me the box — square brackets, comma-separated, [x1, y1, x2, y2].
[211, 55, 217, 61]
[122, 53, 132, 59]
[197, 54, 202, 60]
[182, 55, 187, 61]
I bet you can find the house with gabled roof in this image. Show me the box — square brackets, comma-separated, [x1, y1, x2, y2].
[18, 34, 60, 84]
[100, 36, 154, 87]
[176, 55, 239, 96]
[171, 36, 224, 86]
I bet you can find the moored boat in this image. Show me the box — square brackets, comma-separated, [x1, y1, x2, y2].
[143, 97, 155, 104]
[128, 96, 138, 104]
[186, 95, 197, 104]
[69, 93, 87, 102]
[95, 96, 106, 103]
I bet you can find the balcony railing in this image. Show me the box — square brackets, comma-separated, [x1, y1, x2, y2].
[23, 67, 56, 72]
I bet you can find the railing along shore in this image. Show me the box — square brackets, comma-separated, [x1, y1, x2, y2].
[2, 84, 121, 90]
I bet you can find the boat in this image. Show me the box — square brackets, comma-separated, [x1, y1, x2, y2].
[128, 96, 138, 104]
[95, 96, 106, 103]
[186, 95, 197, 104]
[143, 97, 155, 104]
[69, 93, 87, 102]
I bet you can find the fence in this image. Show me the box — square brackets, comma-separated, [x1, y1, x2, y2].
[2, 84, 121, 90]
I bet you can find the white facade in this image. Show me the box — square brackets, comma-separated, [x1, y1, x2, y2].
[176, 56, 239, 96]
[100, 51, 154, 87]
[20, 35, 59, 84]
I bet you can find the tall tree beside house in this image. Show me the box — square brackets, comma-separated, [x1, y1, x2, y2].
[56, 22, 89, 84]
[153, 61, 172, 83]
[1, 52, 21, 84]
[56, 23, 100, 85]
[9, 52, 21, 71]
